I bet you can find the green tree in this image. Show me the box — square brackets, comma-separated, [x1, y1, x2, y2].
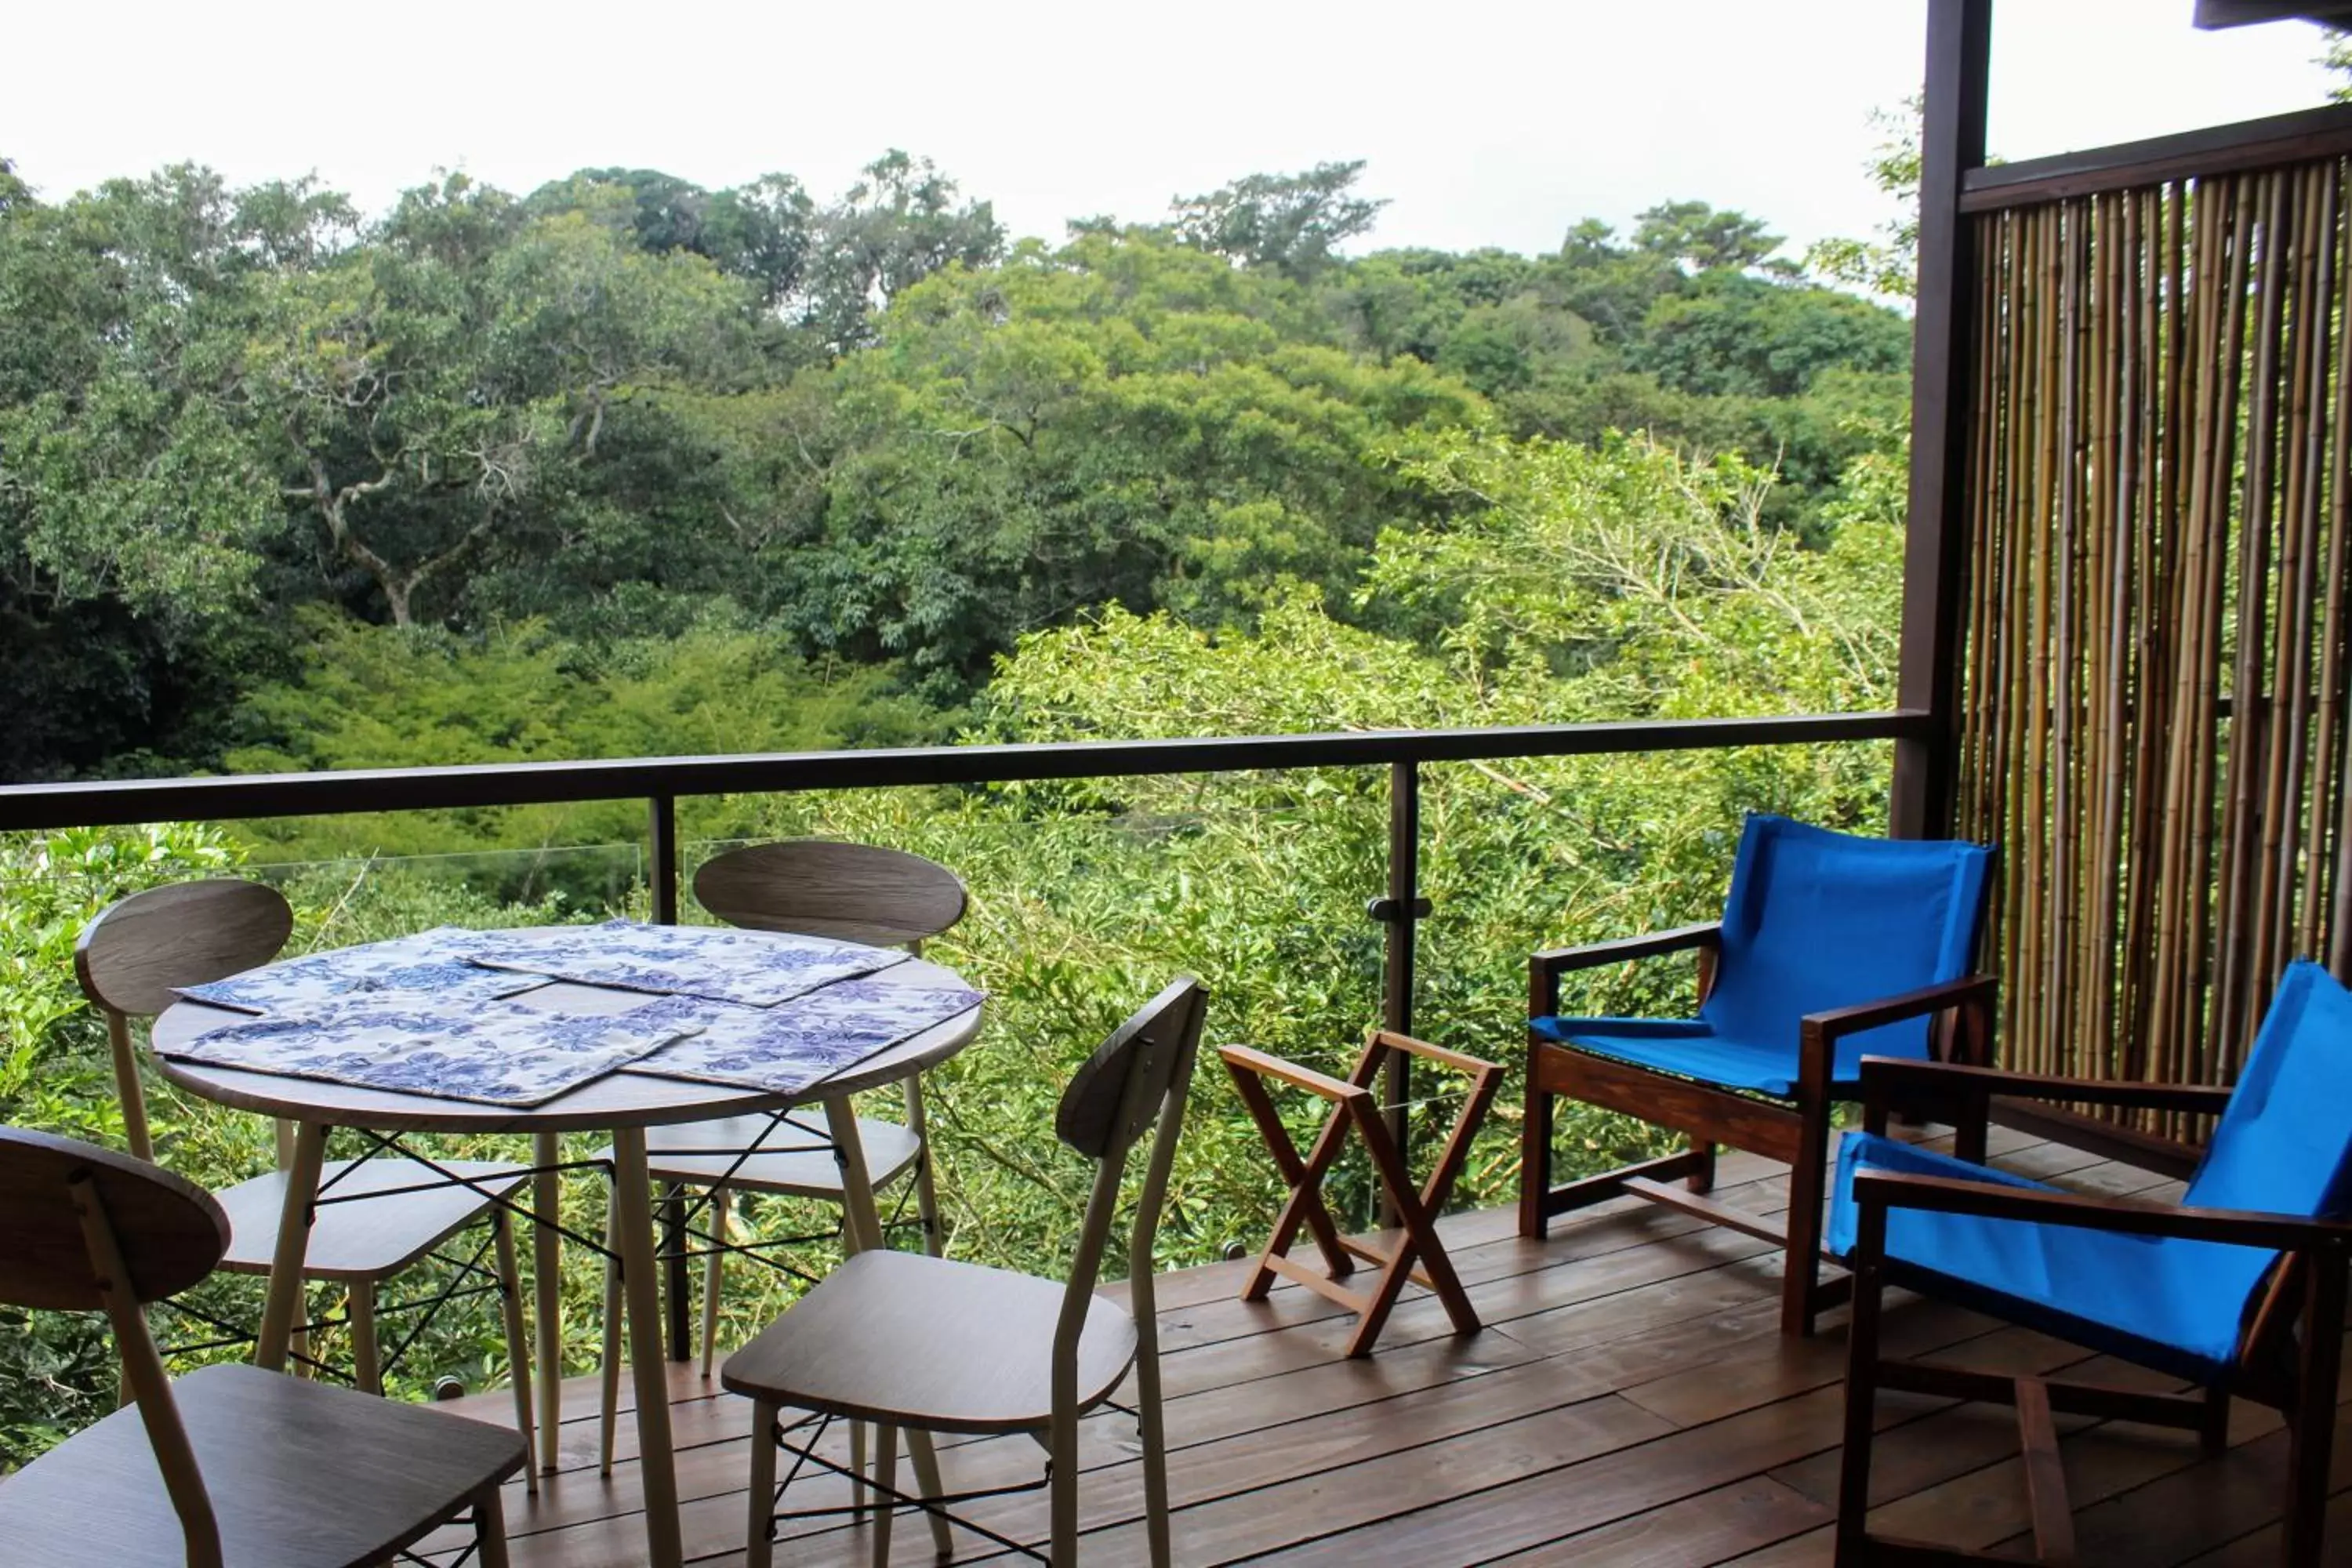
[0, 166, 350, 774]
[800, 151, 1004, 354]
[249, 176, 760, 626]
[1806, 98, 1924, 299]
[1632, 200, 1787, 274]
[1171, 162, 1388, 281]
[779, 227, 1486, 691]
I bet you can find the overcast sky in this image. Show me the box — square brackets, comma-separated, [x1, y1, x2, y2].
[4, 2, 2338, 261]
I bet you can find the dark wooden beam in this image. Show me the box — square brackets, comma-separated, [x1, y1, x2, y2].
[1961, 101, 2352, 212]
[1890, 0, 1994, 844]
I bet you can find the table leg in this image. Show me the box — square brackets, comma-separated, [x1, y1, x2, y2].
[256, 1122, 326, 1372]
[818, 1098, 953, 1559]
[612, 1128, 684, 1568]
[532, 1131, 564, 1474]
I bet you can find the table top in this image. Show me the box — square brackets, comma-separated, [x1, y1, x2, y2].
[151, 938, 984, 1134]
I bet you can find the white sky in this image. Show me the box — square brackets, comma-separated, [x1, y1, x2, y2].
[3, 2, 2338, 260]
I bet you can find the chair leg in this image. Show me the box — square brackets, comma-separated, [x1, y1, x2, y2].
[597, 1192, 624, 1479]
[1687, 1134, 1716, 1195]
[1780, 1091, 1836, 1338]
[1049, 1401, 1080, 1568]
[492, 1208, 539, 1490]
[2198, 1386, 2232, 1456]
[701, 1187, 728, 1377]
[904, 1428, 953, 1559]
[905, 1075, 945, 1258]
[1834, 1200, 1889, 1565]
[869, 1423, 899, 1568]
[349, 1279, 381, 1396]
[1518, 1045, 1554, 1239]
[474, 1481, 511, 1568]
[746, 1397, 779, 1568]
[2285, 1247, 2347, 1567]
[1135, 1331, 1173, 1567]
[849, 1417, 868, 1520]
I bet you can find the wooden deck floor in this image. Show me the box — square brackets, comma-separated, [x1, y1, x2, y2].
[430, 1126, 2335, 1566]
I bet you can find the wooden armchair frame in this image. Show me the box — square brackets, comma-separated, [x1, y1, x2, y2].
[1221, 1029, 1504, 1358]
[1838, 1056, 2345, 1567]
[1520, 920, 1995, 1336]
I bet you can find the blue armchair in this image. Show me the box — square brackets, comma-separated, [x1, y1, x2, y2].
[1521, 813, 1996, 1336]
[1832, 959, 2352, 1566]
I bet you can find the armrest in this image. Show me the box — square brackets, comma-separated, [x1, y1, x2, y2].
[1531, 923, 1721, 979]
[1367, 1029, 1503, 1079]
[1854, 1055, 2235, 1115]
[1803, 974, 1996, 1044]
[1851, 1167, 2352, 1252]
[1218, 1044, 1367, 1105]
[1529, 923, 1719, 1017]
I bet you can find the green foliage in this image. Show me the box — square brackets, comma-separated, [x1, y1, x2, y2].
[1806, 98, 1924, 299]
[0, 824, 242, 1461]
[223, 612, 944, 890]
[1171, 162, 1388, 281]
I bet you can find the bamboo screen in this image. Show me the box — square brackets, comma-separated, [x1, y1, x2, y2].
[1955, 158, 2352, 1112]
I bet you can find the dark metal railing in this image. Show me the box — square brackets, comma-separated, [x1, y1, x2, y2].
[0, 708, 1926, 1356]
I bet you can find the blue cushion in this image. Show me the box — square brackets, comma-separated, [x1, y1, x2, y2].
[1527, 1016, 1867, 1097]
[1534, 815, 1994, 1101]
[1827, 1131, 2277, 1381]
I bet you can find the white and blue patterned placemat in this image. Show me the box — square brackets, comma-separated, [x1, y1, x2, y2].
[158, 995, 700, 1108]
[621, 979, 985, 1094]
[464, 920, 911, 1007]
[176, 926, 549, 1014]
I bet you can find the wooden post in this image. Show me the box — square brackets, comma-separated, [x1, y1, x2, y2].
[1379, 760, 1421, 1227]
[645, 793, 692, 1361]
[1891, 0, 1995, 843]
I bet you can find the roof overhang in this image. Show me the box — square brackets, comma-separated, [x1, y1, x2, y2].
[2194, 1, 2352, 27]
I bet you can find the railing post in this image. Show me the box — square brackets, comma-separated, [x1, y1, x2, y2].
[648, 793, 681, 924]
[1368, 760, 1427, 1229]
[647, 793, 691, 1360]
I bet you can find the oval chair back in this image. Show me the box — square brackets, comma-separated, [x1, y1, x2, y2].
[0, 1126, 230, 1565]
[74, 880, 295, 1163]
[692, 840, 967, 951]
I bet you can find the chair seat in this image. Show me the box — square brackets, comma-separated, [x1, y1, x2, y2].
[622, 1114, 923, 1199]
[1533, 1014, 1899, 1098]
[720, 1249, 1139, 1433]
[0, 1362, 524, 1567]
[214, 1159, 526, 1281]
[1827, 1131, 2279, 1381]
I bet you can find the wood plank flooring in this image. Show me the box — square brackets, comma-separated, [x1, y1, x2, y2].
[429, 1127, 2328, 1566]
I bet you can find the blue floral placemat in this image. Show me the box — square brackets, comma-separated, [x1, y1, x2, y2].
[157, 996, 700, 1108]
[621, 979, 985, 1094]
[176, 926, 548, 1014]
[465, 920, 911, 1007]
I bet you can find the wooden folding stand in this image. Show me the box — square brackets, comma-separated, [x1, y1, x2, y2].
[1219, 1029, 1504, 1358]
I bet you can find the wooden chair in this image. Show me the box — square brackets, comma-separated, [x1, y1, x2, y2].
[1831, 958, 2352, 1568]
[594, 839, 968, 1470]
[723, 976, 1205, 1568]
[0, 1125, 524, 1567]
[76, 879, 537, 1471]
[1220, 1029, 1503, 1357]
[1519, 813, 1996, 1336]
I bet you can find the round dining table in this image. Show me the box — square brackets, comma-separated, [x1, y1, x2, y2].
[153, 938, 985, 1568]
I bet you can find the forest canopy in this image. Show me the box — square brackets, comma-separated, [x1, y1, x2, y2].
[0, 151, 1911, 783]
